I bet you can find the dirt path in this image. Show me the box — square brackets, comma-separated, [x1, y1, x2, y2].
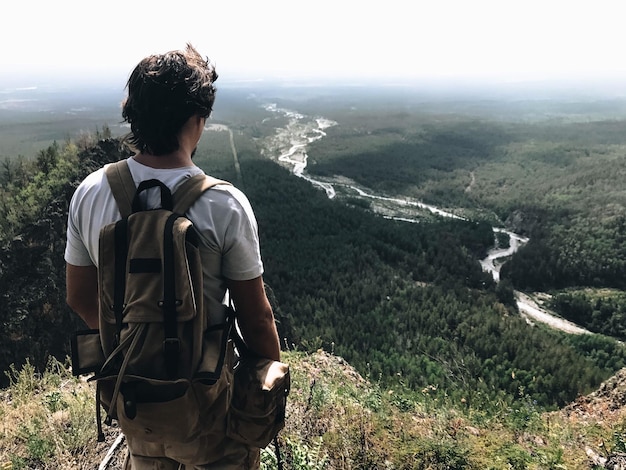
[227, 127, 242, 186]
[205, 123, 242, 186]
[464, 171, 476, 193]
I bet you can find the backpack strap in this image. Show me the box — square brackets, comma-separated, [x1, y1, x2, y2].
[104, 160, 136, 218]
[106, 162, 229, 217]
[173, 174, 230, 215]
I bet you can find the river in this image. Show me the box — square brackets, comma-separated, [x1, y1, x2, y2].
[261, 104, 591, 335]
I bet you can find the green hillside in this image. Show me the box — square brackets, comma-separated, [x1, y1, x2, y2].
[257, 88, 626, 343]
[1, 133, 623, 408]
[2, 85, 626, 468]
[301, 94, 626, 296]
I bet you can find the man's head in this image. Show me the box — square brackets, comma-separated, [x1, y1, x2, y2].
[121, 44, 218, 156]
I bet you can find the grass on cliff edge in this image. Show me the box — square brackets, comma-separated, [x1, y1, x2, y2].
[0, 351, 624, 469]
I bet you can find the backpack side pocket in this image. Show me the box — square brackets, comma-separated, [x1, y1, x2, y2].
[71, 330, 105, 376]
[226, 359, 290, 448]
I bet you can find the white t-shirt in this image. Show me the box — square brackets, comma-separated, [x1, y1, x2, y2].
[65, 157, 264, 324]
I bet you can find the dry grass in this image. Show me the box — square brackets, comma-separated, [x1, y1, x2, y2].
[0, 358, 118, 469]
[1, 351, 626, 469]
[278, 349, 626, 469]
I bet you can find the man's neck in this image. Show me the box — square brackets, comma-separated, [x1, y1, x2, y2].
[133, 115, 204, 169]
[133, 150, 194, 169]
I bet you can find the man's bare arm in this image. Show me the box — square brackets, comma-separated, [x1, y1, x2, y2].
[66, 263, 99, 329]
[226, 276, 280, 361]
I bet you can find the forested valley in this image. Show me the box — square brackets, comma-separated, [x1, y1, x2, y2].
[240, 160, 624, 408]
[297, 88, 626, 341]
[2, 85, 626, 418]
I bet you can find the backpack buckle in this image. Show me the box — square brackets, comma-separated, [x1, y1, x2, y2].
[163, 338, 180, 355]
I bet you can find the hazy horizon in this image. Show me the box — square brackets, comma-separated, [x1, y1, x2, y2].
[4, 73, 626, 104]
[5, 1, 626, 95]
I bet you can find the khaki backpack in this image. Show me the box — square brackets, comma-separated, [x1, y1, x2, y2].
[72, 160, 234, 443]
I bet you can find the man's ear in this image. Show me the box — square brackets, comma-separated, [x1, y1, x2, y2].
[195, 114, 207, 131]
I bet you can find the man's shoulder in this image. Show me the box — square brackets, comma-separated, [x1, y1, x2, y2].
[69, 166, 117, 218]
[74, 166, 109, 196]
[199, 182, 252, 210]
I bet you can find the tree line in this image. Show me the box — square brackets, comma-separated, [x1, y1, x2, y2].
[238, 159, 626, 408]
[304, 112, 626, 340]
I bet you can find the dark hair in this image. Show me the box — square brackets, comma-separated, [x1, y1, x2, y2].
[121, 44, 218, 156]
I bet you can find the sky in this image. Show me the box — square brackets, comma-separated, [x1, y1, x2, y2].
[3, 0, 626, 88]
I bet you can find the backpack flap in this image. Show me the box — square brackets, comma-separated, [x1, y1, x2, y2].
[99, 211, 200, 325]
[98, 209, 205, 380]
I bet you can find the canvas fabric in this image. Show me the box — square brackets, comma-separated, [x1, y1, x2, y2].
[94, 161, 234, 444]
[226, 336, 290, 449]
[123, 433, 260, 469]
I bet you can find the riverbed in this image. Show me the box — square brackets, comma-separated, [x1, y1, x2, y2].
[261, 104, 591, 335]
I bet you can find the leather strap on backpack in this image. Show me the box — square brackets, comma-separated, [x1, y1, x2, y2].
[113, 218, 129, 345]
[105, 159, 231, 217]
[162, 213, 182, 379]
[173, 174, 230, 214]
[105, 160, 136, 218]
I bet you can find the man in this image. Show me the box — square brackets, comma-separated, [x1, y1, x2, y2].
[65, 44, 280, 469]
